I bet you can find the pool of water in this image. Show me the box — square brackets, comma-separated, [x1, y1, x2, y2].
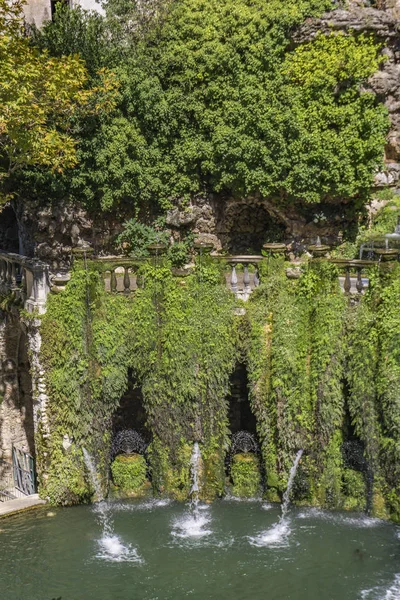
[0, 499, 399, 600]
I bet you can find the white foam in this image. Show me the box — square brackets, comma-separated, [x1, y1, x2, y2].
[360, 574, 400, 599]
[97, 534, 143, 563]
[248, 519, 291, 548]
[113, 498, 172, 512]
[172, 508, 212, 539]
[261, 503, 274, 511]
[297, 508, 383, 528]
[224, 494, 261, 503]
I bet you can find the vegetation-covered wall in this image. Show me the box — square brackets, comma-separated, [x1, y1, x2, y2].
[36, 256, 400, 522]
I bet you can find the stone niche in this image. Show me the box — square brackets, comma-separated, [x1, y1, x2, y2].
[0, 205, 20, 254]
[0, 311, 35, 463]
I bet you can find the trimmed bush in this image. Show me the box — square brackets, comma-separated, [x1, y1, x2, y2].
[111, 454, 147, 491]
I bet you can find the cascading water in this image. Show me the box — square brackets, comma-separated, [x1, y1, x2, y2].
[249, 449, 303, 547]
[281, 449, 303, 520]
[82, 448, 103, 501]
[82, 448, 141, 562]
[190, 442, 201, 505]
[172, 442, 212, 539]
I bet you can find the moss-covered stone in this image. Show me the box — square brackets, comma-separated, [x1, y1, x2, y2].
[200, 448, 225, 501]
[111, 454, 148, 493]
[148, 437, 192, 501]
[231, 453, 261, 498]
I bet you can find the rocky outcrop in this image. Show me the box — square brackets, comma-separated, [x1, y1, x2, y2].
[297, 1, 400, 184]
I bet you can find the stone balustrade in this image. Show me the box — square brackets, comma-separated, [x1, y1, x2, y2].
[222, 256, 262, 301]
[0, 248, 388, 313]
[92, 257, 144, 294]
[0, 251, 51, 314]
[329, 259, 376, 295]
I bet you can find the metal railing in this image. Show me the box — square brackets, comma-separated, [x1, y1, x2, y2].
[0, 449, 36, 502]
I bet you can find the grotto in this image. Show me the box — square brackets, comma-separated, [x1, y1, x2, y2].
[2, 0, 400, 598]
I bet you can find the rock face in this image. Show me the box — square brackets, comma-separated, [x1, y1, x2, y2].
[0, 312, 35, 463]
[297, 1, 400, 185]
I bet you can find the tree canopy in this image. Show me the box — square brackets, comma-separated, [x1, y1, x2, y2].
[0, 0, 118, 202]
[24, 0, 390, 215]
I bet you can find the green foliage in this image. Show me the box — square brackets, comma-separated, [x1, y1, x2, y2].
[111, 453, 147, 491]
[39, 265, 134, 503]
[370, 193, 400, 236]
[27, 0, 388, 216]
[168, 242, 190, 268]
[39, 259, 237, 503]
[147, 436, 192, 500]
[0, 0, 118, 203]
[247, 259, 347, 504]
[342, 468, 366, 511]
[37, 255, 400, 516]
[231, 453, 261, 498]
[116, 218, 169, 257]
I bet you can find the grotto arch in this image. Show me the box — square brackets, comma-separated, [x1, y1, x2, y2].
[111, 369, 150, 445]
[215, 198, 287, 254]
[226, 363, 262, 497]
[228, 362, 257, 435]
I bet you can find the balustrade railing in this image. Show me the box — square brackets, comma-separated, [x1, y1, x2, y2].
[0, 247, 390, 311]
[223, 256, 262, 301]
[0, 251, 51, 313]
[329, 259, 375, 295]
[92, 257, 144, 294]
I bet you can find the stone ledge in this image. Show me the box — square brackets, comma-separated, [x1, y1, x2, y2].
[0, 494, 46, 519]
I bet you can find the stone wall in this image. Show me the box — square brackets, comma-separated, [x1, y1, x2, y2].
[296, 0, 400, 188]
[23, 0, 104, 29]
[0, 311, 35, 463]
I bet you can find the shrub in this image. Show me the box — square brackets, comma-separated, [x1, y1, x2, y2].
[111, 453, 147, 491]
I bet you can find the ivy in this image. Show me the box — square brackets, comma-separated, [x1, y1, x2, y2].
[37, 256, 400, 519]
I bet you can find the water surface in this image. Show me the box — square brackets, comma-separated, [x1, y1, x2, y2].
[0, 500, 399, 600]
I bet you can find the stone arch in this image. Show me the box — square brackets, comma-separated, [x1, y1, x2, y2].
[216, 198, 287, 254]
[112, 369, 150, 441]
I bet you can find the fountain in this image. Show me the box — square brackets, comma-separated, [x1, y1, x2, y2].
[172, 442, 212, 539]
[82, 447, 103, 501]
[111, 429, 147, 460]
[385, 216, 400, 248]
[82, 448, 141, 562]
[281, 449, 304, 520]
[308, 236, 331, 258]
[249, 449, 303, 547]
[190, 442, 201, 505]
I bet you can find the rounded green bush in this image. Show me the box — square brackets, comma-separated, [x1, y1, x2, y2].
[111, 453, 147, 491]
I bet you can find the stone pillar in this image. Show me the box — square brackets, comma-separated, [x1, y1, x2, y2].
[26, 320, 50, 440]
[25, 264, 51, 315]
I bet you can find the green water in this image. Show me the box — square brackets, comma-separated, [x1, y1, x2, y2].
[0, 500, 399, 600]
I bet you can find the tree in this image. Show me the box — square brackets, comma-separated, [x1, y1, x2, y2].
[27, 0, 390, 218]
[0, 0, 118, 202]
